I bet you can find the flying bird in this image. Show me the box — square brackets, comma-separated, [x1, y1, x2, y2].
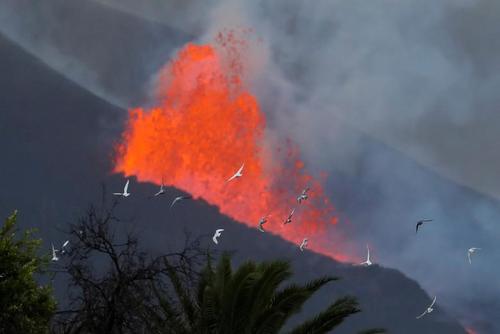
[212, 229, 224, 244]
[416, 219, 433, 233]
[60, 240, 70, 255]
[299, 238, 308, 251]
[226, 163, 244, 182]
[170, 195, 192, 209]
[258, 216, 268, 232]
[359, 244, 372, 266]
[467, 247, 481, 264]
[152, 181, 166, 197]
[297, 187, 310, 204]
[113, 179, 131, 197]
[284, 208, 295, 225]
[51, 243, 59, 262]
[416, 296, 437, 319]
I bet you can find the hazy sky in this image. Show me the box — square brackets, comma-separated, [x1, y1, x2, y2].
[1, 0, 499, 332]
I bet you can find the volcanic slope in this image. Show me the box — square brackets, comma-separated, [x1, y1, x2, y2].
[0, 0, 190, 107]
[0, 31, 468, 333]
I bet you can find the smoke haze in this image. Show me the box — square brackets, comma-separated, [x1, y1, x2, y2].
[1, 0, 499, 331]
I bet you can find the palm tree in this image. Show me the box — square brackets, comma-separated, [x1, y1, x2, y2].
[146, 253, 385, 334]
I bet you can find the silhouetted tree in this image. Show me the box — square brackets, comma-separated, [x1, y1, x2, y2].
[147, 253, 386, 334]
[49, 195, 383, 334]
[51, 200, 208, 334]
[0, 211, 56, 334]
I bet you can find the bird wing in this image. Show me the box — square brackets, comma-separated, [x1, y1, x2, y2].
[170, 198, 179, 208]
[62, 240, 69, 248]
[416, 223, 420, 233]
[366, 245, 370, 261]
[429, 296, 436, 308]
[212, 230, 223, 243]
[123, 180, 129, 193]
[290, 208, 295, 216]
[237, 163, 245, 175]
[468, 251, 472, 264]
[113, 193, 122, 195]
[416, 310, 427, 319]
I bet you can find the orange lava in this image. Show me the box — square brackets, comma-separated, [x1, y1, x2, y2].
[114, 32, 349, 261]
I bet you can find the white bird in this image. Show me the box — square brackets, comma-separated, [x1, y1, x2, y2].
[258, 216, 268, 232]
[284, 208, 295, 225]
[153, 182, 166, 197]
[170, 195, 192, 209]
[299, 238, 308, 251]
[113, 179, 130, 197]
[297, 187, 310, 204]
[60, 240, 70, 255]
[226, 163, 244, 182]
[51, 243, 59, 262]
[467, 247, 481, 264]
[359, 244, 372, 266]
[212, 229, 224, 244]
[416, 296, 437, 319]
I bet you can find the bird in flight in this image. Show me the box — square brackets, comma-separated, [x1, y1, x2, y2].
[153, 180, 166, 197]
[170, 195, 192, 209]
[359, 244, 372, 266]
[297, 187, 310, 204]
[299, 238, 308, 252]
[60, 240, 70, 255]
[284, 208, 295, 225]
[113, 179, 131, 197]
[467, 247, 481, 264]
[51, 243, 59, 262]
[416, 219, 433, 233]
[226, 163, 244, 182]
[258, 216, 268, 232]
[212, 229, 224, 244]
[416, 296, 437, 319]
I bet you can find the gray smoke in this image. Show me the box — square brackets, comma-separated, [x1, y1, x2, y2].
[1, 0, 500, 332]
[194, 1, 500, 331]
[0, 0, 190, 109]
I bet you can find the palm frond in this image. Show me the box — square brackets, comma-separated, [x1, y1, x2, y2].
[163, 258, 196, 327]
[287, 296, 360, 334]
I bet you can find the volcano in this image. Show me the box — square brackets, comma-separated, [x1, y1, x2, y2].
[0, 29, 468, 333]
[1, 1, 499, 332]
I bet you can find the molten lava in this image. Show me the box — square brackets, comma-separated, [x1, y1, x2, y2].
[114, 33, 348, 261]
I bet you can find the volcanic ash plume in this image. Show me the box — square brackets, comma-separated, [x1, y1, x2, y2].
[114, 33, 349, 261]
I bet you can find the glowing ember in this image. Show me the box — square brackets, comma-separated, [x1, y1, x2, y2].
[114, 33, 349, 261]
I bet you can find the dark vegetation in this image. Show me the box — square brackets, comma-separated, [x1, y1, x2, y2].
[0, 200, 384, 334]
